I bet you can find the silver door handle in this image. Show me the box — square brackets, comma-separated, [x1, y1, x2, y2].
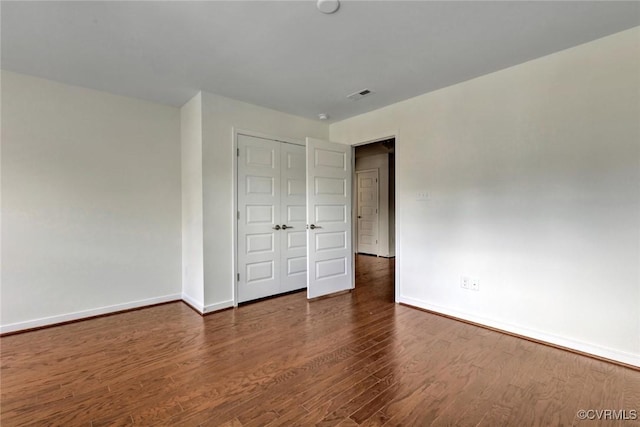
[272, 225, 281, 230]
[281, 225, 293, 230]
[307, 224, 321, 230]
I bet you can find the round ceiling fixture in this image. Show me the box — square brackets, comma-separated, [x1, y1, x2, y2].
[317, 0, 340, 14]
[318, 113, 329, 120]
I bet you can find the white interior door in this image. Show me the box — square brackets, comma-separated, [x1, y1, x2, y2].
[237, 135, 281, 303]
[306, 137, 353, 299]
[279, 143, 307, 293]
[356, 169, 379, 255]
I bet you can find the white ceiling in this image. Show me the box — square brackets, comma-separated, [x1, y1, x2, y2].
[2, 1, 638, 122]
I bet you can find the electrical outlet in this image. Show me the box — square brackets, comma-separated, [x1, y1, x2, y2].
[461, 276, 479, 291]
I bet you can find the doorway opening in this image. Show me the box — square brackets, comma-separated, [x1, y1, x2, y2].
[234, 131, 355, 305]
[353, 138, 396, 301]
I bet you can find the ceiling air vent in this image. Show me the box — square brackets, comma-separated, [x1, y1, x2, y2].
[347, 88, 373, 101]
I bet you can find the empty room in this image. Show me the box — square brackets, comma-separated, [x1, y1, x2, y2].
[1, 1, 639, 425]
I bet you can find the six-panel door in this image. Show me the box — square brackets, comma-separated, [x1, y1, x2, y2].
[356, 169, 379, 255]
[237, 134, 307, 303]
[306, 138, 354, 299]
[279, 143, 308, 293]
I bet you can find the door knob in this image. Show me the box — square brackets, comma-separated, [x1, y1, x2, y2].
[358, 216, 362, 218]
[281, 225, 293, 230]
[308, 224, 321, 230]
[272, 225, 281, 230]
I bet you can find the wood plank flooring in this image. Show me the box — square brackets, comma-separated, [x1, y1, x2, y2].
[1, 255, 638, 426]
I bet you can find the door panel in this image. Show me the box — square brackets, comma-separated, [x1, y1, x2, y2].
[245, 205, 275, 224]
[315, 204, 347, 223]
[237, 135, 282, 303]
[315, 177, 346, 195]
[286, 206, 306, 223]
[280, 143, 307, 293]
[315, 258, 347, 279]
[287, 256, 307, 275]
[246, 233, 274, 254]
[315, 231, 347, 252]
[306, 138, 353, 299]
[246, 261, 275, 282]
[357, 170, 379, 255]
[287, 231, 307, 249]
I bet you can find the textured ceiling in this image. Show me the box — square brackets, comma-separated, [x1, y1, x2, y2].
[2, 1, 638, 122]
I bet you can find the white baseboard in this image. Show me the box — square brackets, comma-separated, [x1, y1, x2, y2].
[0, 293, 182, 334]
[398, 295, 640, 368]
[8, 291, 632, 366]
[1, 293, 237, 334]
[181, 292, 205, 313]
[203, 300, 234, 314]
[181, 294, 234, 315]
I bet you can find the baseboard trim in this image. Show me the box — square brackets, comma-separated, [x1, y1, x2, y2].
[0, 294, 182, 336]
[180, 294, 234, 316]
[202, 300, 234, 315]
[0, 294, 239, 335]
[398, 296, 640, 370]
[181, 293, 205, 314]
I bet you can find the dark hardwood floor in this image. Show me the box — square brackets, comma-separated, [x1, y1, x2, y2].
[1, 255, 638, 426]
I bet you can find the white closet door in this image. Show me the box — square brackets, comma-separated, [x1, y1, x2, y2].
[306, 137, 353, 299]
[279, 143, 307, 293]
[237, 135, 281, 303]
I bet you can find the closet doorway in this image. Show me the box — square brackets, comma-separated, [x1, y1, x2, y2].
[235, 132, 354, 304]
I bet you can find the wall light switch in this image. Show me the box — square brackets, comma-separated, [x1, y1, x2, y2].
[416, 191, 429, 201]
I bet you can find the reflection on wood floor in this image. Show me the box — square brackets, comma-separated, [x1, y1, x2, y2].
[1, 254, 638, 426]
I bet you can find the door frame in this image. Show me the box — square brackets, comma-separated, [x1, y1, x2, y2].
[351, 133, 399, 302]
[232, 128, 305, 307]
[355, 168, 379, 256]
[232, 130, 397, 305]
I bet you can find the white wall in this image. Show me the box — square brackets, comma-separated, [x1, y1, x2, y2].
[1, 71, 182, 332]
[331, 28, 640, 366]
[193, 92, 328, 310]
[180, 93, 205, 309]
[355, 153, 392, 257]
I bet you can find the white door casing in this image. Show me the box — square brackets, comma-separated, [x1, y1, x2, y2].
[356, 169, 379, 255]
[237, 135, 307, 303]
[306, 137, 354, 299]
